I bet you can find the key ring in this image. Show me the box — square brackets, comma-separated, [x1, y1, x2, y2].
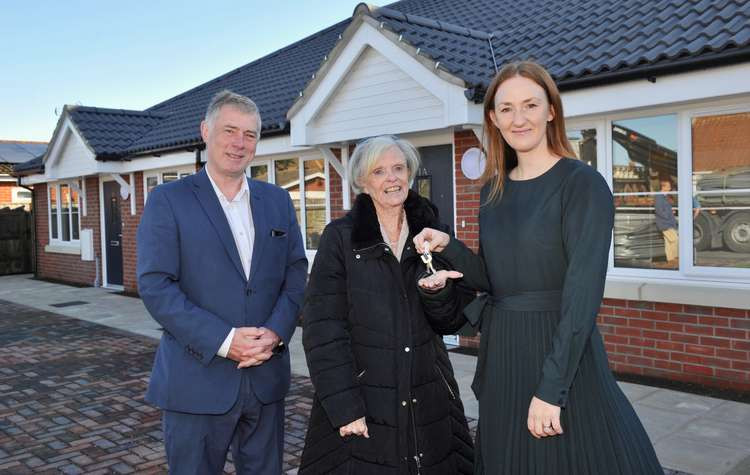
[420, 244, 437, 275]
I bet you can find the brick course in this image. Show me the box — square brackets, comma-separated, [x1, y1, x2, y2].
[600, 298, 750, 391]
[34, 178, 100, 286]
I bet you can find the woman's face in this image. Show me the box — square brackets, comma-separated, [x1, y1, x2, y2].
[489, 75, 554, 156]
[361, 146, 410, 211]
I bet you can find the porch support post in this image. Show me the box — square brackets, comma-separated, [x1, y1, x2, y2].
[318, 145, 351, 210]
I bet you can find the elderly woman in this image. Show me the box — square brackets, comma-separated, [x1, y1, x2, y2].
[299, 135, 473, 474]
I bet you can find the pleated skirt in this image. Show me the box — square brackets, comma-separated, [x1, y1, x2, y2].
[473, 308, 663, 475]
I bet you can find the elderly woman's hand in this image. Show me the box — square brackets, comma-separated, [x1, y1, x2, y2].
[418, 269, 463, 292]
[527, 396, 563, 438]
[339, 417, 369, 438]
[413, 227, 450, 253]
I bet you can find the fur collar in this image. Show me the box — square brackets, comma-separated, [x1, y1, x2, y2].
[349, 189, 442, 249]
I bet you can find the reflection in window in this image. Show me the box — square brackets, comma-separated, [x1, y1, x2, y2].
[304, 160, 326, 250]
[612, 115, 679, 270]
[61, 184, 71, 241]
[414, 167, 432, 200]
[71, 186, 80, 240]
[567, 128, 597, 169]
[146, 176, 158, 194]
[250, 164, 268, 182]
[49, 186, 58, 239]
[275, 159, 300, 223]
[692, 112, 750, 268]
[162, 172, 178, 183]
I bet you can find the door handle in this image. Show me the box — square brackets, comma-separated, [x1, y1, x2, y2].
[109, 240, 120, 246]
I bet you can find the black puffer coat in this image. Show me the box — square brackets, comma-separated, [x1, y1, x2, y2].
[300, 191, 474, 474]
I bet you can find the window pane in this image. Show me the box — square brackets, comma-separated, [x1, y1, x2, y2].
[568, 128, 597, 169]
[250, 165, 268, 182]
[304, 160, 326, 249]
[60, 184, 71, 242]
[49, 185, 58, 239]
[162, 172, 178, 183]
[275, 159, 300, 224]
[612, 115, 679, 270]
[71, 186, 80, 240]
[179, 171, 193, 178]
[146, 176, 158, 194]
[692, 112, 750, 268]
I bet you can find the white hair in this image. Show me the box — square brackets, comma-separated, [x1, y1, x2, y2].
[347, 135, 420, 194]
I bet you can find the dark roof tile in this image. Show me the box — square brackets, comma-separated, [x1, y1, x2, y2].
[58, 0, 750, 158]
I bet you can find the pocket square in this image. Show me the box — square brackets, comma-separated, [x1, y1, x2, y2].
[271, 229, 287, 237]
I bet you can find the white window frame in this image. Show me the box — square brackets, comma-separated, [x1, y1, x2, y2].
[47, 179, 83, 245]
[12, 187, 33, 204]
[571, 95, 750, 284]
[143, 165, 196, 203]
[681, 103, 750, 281]
[248, 154, 330, 256]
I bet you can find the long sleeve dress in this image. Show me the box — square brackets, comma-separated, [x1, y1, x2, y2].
[430, 158, 662, 474]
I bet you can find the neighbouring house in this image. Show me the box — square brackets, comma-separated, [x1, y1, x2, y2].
[0, 140, 46, 209]
[14, 0, 750, 391]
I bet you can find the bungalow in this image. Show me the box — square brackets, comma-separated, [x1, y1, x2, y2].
[15, 0, 750, 391]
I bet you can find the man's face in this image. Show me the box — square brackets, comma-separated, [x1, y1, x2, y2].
[201, 105, 259, 178]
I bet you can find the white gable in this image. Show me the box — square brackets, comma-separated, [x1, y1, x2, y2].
[289, 18, 482, 146]
[310, 47, 444, 143]
[45, 119, 96, 180]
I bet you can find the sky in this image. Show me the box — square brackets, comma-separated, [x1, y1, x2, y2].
[0, 0, 364, 142]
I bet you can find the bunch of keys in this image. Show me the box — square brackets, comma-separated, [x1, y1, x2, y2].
[420, 243, 437, 275]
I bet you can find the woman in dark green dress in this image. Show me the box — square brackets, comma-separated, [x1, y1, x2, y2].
[414, 62, 662, 474]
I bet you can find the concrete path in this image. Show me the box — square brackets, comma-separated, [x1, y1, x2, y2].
[2, 274, 750, 474]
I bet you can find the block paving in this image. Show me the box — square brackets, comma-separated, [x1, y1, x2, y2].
[0, 300, 686, 474]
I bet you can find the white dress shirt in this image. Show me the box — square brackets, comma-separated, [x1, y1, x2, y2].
[206, 168, 254, 358]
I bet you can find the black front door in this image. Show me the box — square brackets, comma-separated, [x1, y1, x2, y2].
[103, 181, 123, 286]
[415, 145, 454, 233]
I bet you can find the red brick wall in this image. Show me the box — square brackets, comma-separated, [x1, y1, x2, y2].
[0, 182, 13, 204]
[34, 177, 99, 286]
[453, 130, 482, 252]
[600, 299, 750, 391]
[122, 173, 144, 293]
[453, 131, 483, 348]
[329, 146, 356, 221]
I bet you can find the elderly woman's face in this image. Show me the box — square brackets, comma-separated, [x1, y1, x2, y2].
[361, 146, 410, 210]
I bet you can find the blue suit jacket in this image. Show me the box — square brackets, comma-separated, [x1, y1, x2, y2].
[136, 168, 308, 414]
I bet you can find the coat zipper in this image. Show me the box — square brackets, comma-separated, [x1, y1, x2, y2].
[435, 365, 456, 400]
[409, 400, 422, 474]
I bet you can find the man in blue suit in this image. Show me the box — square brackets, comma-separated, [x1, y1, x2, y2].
[137, 89, 307, 474]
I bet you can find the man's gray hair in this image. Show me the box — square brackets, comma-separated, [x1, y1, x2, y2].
[204, 89, 262, 135]
[348, 135, 420, 195]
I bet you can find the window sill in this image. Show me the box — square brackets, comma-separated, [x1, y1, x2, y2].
[45, 243, 81, 255]
[604, 275, 750, 310]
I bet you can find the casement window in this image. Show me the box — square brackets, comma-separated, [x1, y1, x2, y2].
[567, 98, 750, 282]
[249, 156, 328, 251]
[143, 167, 195, 202]
[689, 110, 750, 273]
[48, 180, 81, 243]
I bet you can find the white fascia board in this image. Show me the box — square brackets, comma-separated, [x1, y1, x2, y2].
[19, 174, 47, 185]
[97, 151, 196, 174]
[290, 20, 472, 146]
[563, 62, 750, 119]
[255, 134, 312, 158]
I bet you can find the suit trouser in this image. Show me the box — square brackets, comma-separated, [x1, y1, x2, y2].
[162, 371, 284, 475]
